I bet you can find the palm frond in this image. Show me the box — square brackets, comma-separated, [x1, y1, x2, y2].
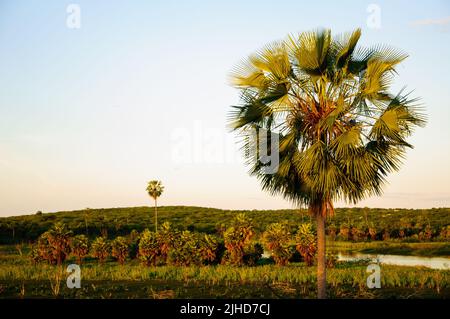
[228, 28, 426, 212]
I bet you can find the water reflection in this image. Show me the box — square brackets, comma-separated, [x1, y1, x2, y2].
[337, 252, 450, 270]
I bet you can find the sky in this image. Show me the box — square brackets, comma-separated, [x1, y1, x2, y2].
[0, 0, 450, 216]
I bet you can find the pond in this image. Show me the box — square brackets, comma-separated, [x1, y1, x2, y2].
[337, 252, 450, 270]
[262, 250, 450, 269]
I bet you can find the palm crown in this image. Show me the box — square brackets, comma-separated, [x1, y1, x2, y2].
[146, 180, 164, 200]
[229, 28, 426, 216]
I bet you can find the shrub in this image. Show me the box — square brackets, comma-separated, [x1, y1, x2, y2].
[167, 231, 201, 266]
[30, 245, 43, 264]
[223, 213, 254, 266]
[222, 242, 263, 266]
[111, 236, 129, 264]
[32, 222, 72, 265]
[71, 234, 89, 264]
[295, 223, 317, 266]
[337, 224, 350, 241]
[198, 234, 219, 264]
[288, 246, 302, 262]
[215, 223, 226, 236]
[91, 237, 110, 263]
[350, 226, 365, 241]
[47, 222, 72, 265]
[214, 240, 226, 264]
[327, 224, 337, 241]
[128, 229, 140, 259]
[33, 232, 56, 264]
[367, 226, 377, 241]
[262, 223, 293, 265]
[138, 229, 160, 266]
[243, 242, 263, 266]
[156, 222, 174, 263]
[439, 226, 450, 241]
[423, 225, 433, 241]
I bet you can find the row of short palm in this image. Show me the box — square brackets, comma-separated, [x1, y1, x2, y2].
[30, 222, 219, 266]
[30, 214, 321, 267]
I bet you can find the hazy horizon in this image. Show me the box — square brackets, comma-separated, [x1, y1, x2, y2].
[1, 1, 450, 217]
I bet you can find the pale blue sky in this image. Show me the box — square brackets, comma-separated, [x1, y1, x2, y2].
[1, 1, 450, 216]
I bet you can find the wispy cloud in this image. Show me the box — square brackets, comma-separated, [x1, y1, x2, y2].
[412, 16, 450, 26]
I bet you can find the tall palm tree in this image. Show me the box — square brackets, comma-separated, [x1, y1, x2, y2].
[146, 180, 164, 232]
[229, 28, 426, 298]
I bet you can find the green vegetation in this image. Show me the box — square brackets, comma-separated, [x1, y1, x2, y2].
[295, 224, 317, 266]
[0, 255, 448, 298]
[70, 235, 89, 264]
[1, 206, 448, 244]
[111, 237, 129, 265]
[0, 212, 448, 299]
[0, 243, 448, 299]
[222, 214, 255, 266]
[262, 223, 294, 265]
[29, 222, 72, 265]
[91, 237, 110, 264]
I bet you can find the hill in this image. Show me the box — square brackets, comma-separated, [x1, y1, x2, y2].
[0, 206, 449, 244]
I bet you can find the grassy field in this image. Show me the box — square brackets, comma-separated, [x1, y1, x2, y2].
[1, 263, 448, 299]
[1, 262, 448, 299]
[0, 244, 448, 299]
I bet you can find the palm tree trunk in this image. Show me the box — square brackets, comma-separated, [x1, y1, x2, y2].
[316, 211, 327, 299]
[57, 250, 62, 266]
[154, 198, 158, 232]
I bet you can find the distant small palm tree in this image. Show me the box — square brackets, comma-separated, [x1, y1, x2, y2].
[146, 180, 164, 232]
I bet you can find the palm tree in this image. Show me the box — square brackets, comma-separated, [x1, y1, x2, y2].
[228, 28, 426, 298]
[146, 180, 164, 232]
[47, 222, 72, 265]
